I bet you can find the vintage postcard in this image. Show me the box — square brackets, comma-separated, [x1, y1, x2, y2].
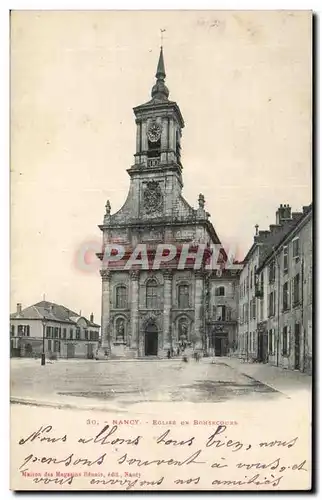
[10, 10, 312, 491]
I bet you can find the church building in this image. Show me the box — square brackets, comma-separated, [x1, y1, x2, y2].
[97, 48, 240, 358]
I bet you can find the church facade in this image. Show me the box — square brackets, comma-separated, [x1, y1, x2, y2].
[97, 48, 240, 358]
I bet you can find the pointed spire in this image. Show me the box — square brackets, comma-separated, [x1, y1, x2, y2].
[151, 47, 169, 101]
[156, 46, 166, 80]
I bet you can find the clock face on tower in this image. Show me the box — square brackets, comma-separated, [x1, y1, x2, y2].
[147, 122, 162, 143]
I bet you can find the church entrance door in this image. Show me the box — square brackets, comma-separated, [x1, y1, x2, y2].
[145, 322, 158, 356]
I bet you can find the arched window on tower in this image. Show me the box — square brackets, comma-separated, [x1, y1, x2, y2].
[146, 279, 158, 309]
[178, 284, 190, 309]
[116, 285, 127, 309]
[148, 136, 161, 159]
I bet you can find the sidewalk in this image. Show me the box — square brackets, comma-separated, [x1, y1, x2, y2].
[214, 356, 312, 399]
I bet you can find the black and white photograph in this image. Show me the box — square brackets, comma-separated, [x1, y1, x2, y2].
[9, 10, 312, 491]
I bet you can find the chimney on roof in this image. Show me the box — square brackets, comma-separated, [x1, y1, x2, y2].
[17, 303, 22, 314]
[90, 313, 94, 323]
[276, 204, 292, 225]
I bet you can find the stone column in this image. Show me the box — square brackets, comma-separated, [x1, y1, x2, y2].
[160, 117, 168, 164]
[194, 271, 204, 350]
[141, 120, 148, 151]
[136, 119, 141, 153]
[100, 269, 111, 351]
[163, 270, 173, 350]
[167, 118, 176, 163]
[141, 121, 148, 167]
[130, 270, 140, 354]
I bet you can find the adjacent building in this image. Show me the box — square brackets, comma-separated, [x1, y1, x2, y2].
[256, 204, 312, 374]
[237, 204, 312, 374]
[10, 301, 100, 359]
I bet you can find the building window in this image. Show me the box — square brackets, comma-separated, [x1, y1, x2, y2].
[62, 328, 67, 339]
[269, 262, 275, 283]
[69, 329, 73, 340]
[255, 272, 263, 298]
[282, 326, 288, 356]
[84, 329, 88, 340]
[146, 279, 158, 309]
[292, 238, 300, 260]
[252, 332, 256, 352]
[58, 327, 61, 339]
[269, 329, 275, 355]
[54, 340, 60, 353]
[283, 246, 288, 274]
[116, 285, 127, 309]
[47, 339, 52, 351]
[250, 270, 253, 289]
[252, 298, 256, 319]
[10, 325, 15, 336]
[76, 328, 81, 340]
[18, 325, 30, 336]
[283, 282, 290, 311]
[178, 284, 190, 308]
[54, 327, 59, 338]
[46, 326, 51, 338]
[268, 291, 275, 317]
[215, 286, 225, 297]
[292, 274, 300, 306]
[215, 305, 226, 321]
[242, 304, 245, 324]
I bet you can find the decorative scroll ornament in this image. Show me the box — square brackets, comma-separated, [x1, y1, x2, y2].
[147, 121, 162, 143]
[143, 181, 163, 213]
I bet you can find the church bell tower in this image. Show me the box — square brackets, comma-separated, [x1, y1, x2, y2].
[131, 46, 184, 174]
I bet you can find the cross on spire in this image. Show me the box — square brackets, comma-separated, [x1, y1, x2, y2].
[160, 28, 166, 48]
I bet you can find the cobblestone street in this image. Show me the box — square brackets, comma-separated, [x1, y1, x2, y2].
[10, 357, 288, 412]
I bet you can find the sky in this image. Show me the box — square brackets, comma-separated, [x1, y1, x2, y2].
[10, 10, 312, 321]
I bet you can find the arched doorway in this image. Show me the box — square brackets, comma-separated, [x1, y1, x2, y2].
[145, 322, 158, 356]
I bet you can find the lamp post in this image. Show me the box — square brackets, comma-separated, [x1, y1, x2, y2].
[41, 318, 47, 366]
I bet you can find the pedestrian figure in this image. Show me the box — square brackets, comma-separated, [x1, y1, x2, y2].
[177, 347, 180, 357]
[183, 355, 188, 363]
[167, 349, 171, 359]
